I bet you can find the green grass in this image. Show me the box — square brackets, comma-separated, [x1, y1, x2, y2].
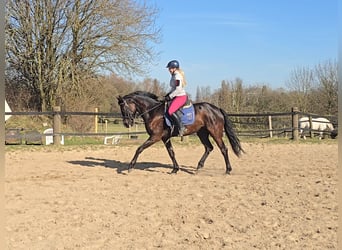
[5, 133, 337, 153]
[5, 116, 337, 152]
[240, 136, 338, 145]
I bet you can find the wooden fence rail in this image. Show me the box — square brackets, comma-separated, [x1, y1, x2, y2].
[5, 106, 337, 145]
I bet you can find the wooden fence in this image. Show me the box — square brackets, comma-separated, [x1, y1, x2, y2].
[5, 106, 338, 145]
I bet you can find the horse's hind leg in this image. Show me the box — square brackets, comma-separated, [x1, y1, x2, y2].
[210, 133, 232, 174]
[163, 138, 180, 174]
[196, 128, 213, 171]
[220, 143, 231, 174]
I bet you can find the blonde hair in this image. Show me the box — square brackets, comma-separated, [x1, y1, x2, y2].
[177, 68, 187, 87]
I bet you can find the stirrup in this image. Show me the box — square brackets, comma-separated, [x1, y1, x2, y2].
[170, 125, 175, 135]
[179, 127, 186, 137]
[180, 127, 187, 141]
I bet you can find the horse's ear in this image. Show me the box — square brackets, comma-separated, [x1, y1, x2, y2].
[117, 95, 122, 102]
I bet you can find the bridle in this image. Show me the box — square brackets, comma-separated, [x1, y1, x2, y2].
[120, 97, 164, 121]
[119, 99, 137, 121]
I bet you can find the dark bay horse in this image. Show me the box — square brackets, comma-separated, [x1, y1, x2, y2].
[117, 91, 244, 174]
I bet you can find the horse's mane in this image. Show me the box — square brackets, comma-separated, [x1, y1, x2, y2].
[126, 91, 159, 100]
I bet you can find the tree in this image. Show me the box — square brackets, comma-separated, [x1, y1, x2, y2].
[314, 60, 338, 115]
[218, 80, 230, 110]
[136, 78, 167, 97]
[195, 86, 212, 103]
[6, 0, 161, 111]
[231, 78, 244, 112]
[285, 61, 337, 116]
[218, 78, 244, 112]
[286, 66, 314, 112]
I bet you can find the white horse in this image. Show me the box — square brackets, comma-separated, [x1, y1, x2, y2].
[5, 100, 12, 121]
[299, 117, 334, 139]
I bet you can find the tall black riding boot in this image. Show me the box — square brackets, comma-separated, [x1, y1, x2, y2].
[171, 113, 185, 136]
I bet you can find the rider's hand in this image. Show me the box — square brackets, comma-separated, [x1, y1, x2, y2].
[164, 95, 171, 102]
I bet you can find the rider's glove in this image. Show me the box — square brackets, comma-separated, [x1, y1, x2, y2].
[164, 95, 171, 102]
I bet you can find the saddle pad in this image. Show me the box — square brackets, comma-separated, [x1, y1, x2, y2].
[180, 105, 195, 125]
[165, 104, 195, 127]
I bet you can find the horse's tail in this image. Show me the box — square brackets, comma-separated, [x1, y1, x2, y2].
[220, 108, 245, 157]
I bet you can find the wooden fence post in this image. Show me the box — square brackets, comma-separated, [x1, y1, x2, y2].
[292, 107, 299, 140]
[94, 107, 98, 133]
[309, 116, 313, 138]
[268, 115, 273, 138]
[53, 106, 61, 145]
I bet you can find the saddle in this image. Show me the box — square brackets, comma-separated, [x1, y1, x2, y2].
[164, 97, 195, 127]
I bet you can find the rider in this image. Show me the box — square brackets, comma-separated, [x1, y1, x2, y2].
[164, 60, 187, 136]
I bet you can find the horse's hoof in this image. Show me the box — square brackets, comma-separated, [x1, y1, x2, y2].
[195, 167, 202, 174]
[128, 168, 133, 173]
[225, 171, 231, 175]
[170, 169, 178, 174]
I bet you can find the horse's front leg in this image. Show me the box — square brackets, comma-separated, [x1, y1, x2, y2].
[128, 137, 157, 172]
[163, 138, 180, 174]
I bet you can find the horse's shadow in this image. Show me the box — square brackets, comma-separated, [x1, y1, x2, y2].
[67, 157, 195, 175]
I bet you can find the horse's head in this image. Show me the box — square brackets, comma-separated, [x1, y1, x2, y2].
[117, 95, 137, 128]
[117, 91, 163, 128]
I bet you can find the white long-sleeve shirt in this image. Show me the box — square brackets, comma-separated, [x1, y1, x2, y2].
[168, 71, 186, 99]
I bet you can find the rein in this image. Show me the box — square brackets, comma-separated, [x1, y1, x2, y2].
[137, 102, 164, 118]
[121, 97, 164, 121]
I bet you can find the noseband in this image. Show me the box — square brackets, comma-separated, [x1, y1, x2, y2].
[119, 99, 137, 121]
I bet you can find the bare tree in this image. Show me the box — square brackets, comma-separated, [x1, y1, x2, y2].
[231, 78, 244, 113]
[6, 0, 68, 110]
[195, 86, 212, 103]
[286, 61, 337, 115]
[286, 66, 314, 112]
[217, 78, 244, 112]
[314, 60, 338, 115]
[136, 78, 167, 96]
[195, 86, 201, 102]
[6, 0, 161, 111]
[218, 80, 230, 110]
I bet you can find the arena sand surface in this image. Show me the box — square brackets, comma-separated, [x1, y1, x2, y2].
[5, 140, 337, 249]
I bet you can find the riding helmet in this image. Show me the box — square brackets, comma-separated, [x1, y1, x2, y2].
[166, 60, 180, 69]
